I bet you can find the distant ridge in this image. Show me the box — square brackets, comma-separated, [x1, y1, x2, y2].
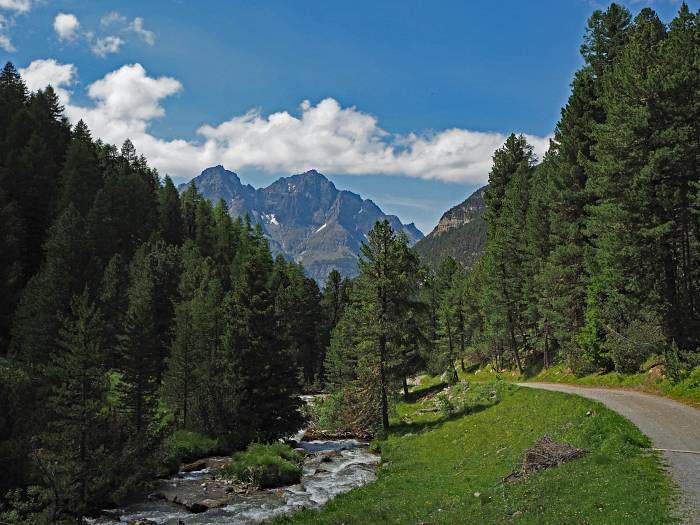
[413, 186, 487, 269]
[180, 166, 423, 282]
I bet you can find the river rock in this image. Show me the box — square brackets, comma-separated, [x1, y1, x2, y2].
[182, 459, 207, 472]
[318, 450, 343, 463]
[188, 498, 229, 513]
[127, 520, 158, 525]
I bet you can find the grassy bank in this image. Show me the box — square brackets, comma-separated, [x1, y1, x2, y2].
[454, 363, 700, 408]
[221, 443, 304, 488]
[275, 381, 676, 524]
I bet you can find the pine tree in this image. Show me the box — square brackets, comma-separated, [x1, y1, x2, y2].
[580, 3, 632, 79]
[118, 244, 161, 435]
[539, 68, 602, 358]
[211, 198, 237, 287]
[5, 132, 60, 275]
[0, 189, 24, 354]
[461, 258, 486, 361]
[648, 3, 700, 348]
[222, 227, 302, 442]
[482, 136, 536, 373]
[194, 198, 216, 257]
[163, 254, 225, 432]
[180, 182, 201, 240]
[318, 269, 349, 383]
[57, 121, 102, 217]
[158, 176, 184, 246]
[0, 62, 28, 148]
[273, 259, 322, 385]
[98, 254, 129, 368]
[582, 9, 669, 369]
[87, 165, 159, 262]
[10, 206, 87, 367]
[434, 257, 462, 383]
[346, 220, 421, 429]
[41, 290, 109, 524]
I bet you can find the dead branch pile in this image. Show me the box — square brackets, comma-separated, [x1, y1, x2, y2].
[504, 436, 586, 483]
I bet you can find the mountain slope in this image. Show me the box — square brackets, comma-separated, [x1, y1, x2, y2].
[181, 166, 423, 282]
[413, 186, 487, 269]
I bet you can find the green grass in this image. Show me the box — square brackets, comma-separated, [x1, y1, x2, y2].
[275, 381, 676, 525]
[528, 364, 700, 407]
[456, 363, 700, 408]
[220, 443, 304, 488]
[165, 430, 226, 464]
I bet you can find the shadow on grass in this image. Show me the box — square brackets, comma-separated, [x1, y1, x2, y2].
[403, 382, 448, 403]
[390, 398, 503, 437]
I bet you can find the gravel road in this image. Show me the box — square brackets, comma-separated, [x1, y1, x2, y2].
[517, 383, 700, 524]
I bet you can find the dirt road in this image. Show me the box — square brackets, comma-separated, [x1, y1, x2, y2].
[517, 383, 700, 524]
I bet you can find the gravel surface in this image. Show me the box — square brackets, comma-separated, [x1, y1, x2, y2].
[517, 382, 700, 524]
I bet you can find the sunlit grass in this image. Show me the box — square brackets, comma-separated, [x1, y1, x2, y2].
[275, 382, 675, 524]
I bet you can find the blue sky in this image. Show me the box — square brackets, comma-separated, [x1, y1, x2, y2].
[1, 0, 695, 233]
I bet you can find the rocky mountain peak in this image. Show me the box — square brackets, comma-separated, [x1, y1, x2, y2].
[182, 166, 423, 282]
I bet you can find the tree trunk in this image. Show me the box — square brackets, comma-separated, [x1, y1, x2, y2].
[446, 318, 458, 384]
[402, 376, 409, 397]
[379, 334, 389, 430]
[509, 327, 523, 374]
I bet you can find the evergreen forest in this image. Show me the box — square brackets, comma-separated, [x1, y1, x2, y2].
[0, 3, 698, 523]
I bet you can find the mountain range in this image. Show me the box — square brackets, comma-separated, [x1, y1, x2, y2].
[180, 166, 423, 282]
[413, 186, 487, 269]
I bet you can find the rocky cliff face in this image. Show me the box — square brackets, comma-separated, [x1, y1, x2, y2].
[432, 186, 486, 235]
[181, 166, 423, 282]
[413, 186, 487, 269]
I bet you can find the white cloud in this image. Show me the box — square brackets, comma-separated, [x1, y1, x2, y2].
[0, 0, 35, 52]
[91, 35, 124, 57]
[0, 13, 14, 51]
[194, 97, 550, 183]
[0, 0, 31, 13]
[19, 59, 76, 102]
[52, 11, 156, 57]
[82, 63, 181, 121]
[22, 59, 551, 185]
[129, 17, 155, 45]
[53, 13, 80, 41]
[0, 33, 14, 51]
[100, 11, 126, 26]
[100, 12, 155, 46]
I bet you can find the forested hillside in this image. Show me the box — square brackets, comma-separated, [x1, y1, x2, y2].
[0, 64, 351, 522]
[470, 4, 700, 376]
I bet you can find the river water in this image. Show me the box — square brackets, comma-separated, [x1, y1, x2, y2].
[109, 439, 379, 524]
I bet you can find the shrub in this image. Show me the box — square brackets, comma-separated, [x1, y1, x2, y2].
[312, 391, 345, 431]
[665, 344, 700, 383]
[435, 392, 455, 416]
[165, 430, 226, 464]
[220, 443, 303, 488]
[606, 318, 666, 374]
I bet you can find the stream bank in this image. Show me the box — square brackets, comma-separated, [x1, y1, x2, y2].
[97, 438, 379, 525]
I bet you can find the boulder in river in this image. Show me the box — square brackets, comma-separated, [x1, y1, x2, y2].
[187, 498, 229, 513]
[182, 459, 207, 472]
